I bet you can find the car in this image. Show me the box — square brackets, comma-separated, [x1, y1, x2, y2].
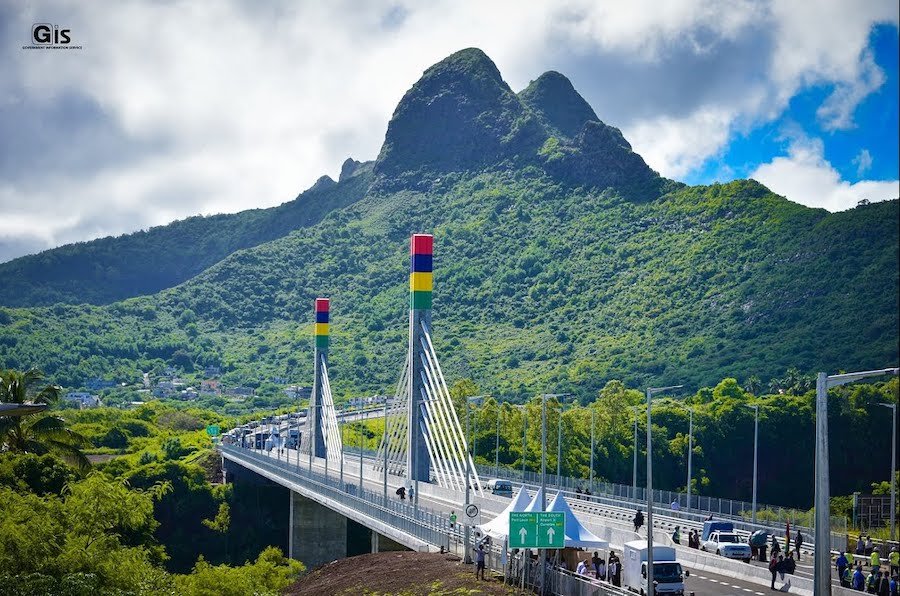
[701, 531, 752, 563]
[484, 478, 513, 497]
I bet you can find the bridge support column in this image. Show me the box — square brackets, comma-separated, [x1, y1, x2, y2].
[407, 234, 433, 485]
[307, 298, 329, 459]
[288, 491, 347, 568]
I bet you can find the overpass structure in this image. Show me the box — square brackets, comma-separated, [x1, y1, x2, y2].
[220, 233, 854, 596]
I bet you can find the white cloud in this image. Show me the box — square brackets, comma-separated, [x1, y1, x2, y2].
[0, 0, 898, 261]
[751, 136, 899, 211]
[852, 149, 874, 176]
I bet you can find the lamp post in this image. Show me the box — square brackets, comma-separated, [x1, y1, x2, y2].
[686, 406, 693, 512]
[646, 384, 683, 596]
[590, 408, 595, 494]
[495, 404, 502, 476]
[814, 367, 899, 596]
[382, 396, 389, 506]
[633, 405, 639, 500]
[465, 395, 488, 564]
[877, 402, 897, 541]
[746, 404, 759, 524]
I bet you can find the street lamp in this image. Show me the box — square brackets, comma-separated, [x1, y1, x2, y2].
[670, 401, 694, 512]
[556, 396, 572, 486]
[464, 394, 489, 564]
[877, 402, 897, 541]
[814, 367, 899, 596]
[646, 384, 683, 596]
[745, 404, 759, 524]
[495, 403, 502, 476]
[590, 407, 595, 494]
[633, 405, 640, 500]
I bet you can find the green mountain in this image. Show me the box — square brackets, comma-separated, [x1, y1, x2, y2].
[0, 159, 373, 307]
[0, 48, 897, 399]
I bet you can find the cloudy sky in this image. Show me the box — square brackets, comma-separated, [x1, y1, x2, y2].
[2, 1, 898, 263]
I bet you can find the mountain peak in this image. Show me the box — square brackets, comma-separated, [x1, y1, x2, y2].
[373, 48, 543, 187]
[519, 71, 599, 138]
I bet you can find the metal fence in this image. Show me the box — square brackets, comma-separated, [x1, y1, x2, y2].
[221, 444, 455, 549]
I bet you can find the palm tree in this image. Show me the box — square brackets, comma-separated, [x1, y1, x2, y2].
[0, 368, 90, 471]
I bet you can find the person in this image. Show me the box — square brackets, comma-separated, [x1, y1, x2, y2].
[475, 543, 486, 580]
[853, 565, 866, 591]
[672, 525, 681, 545]
[888, 574, 897, 596]
[877, 571, 890, 596]
[671, 499, 680, 511]
[408, 486, 414, 501]
[858, 536, 868, 556]
[785, 551, 796, 575]
[771, 533, 781, 556]
[591, 551, 602, 579]
[848, 549, 857, 570]
[608, 551, 620, 587]
[890, 546, 899, 576]
[866, 536, 875, 556]
[837, 551, 850, 584]
[769, 554, 779, 590]
[576, 559, 587, 575]
[868, 568, 879, 593]
[839, 565, 851, 588]
[873, 548, 881, 570]
[776, 554, 786, 581]
[633, 509, 644, 533]
[449, 511, 457, 529]
[597, 557, 607, 582]
[794, 530, 803, 561]
[395, 486, 406, 500]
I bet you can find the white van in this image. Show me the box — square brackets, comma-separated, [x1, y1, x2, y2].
[485, 479, 513, 497]
[622, 540, 686, 595]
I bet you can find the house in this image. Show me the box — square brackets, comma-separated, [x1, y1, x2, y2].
[179, 388, 199, 401]
[283, 385, 312, 399]
[85, 378, 116, 391]
[64, 392, 101, 408]
[200, 379, 221, 395]
[229, 386, 255, 396]
[204, 365, 221, 378]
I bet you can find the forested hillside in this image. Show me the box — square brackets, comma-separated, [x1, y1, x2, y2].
[0, 161, 373, 306]
[0, 48, 897, 401]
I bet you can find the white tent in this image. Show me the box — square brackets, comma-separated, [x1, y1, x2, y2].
[479, 486, 533, 540]
[547, 491, 609, 549]
[524, 486, 546, 512]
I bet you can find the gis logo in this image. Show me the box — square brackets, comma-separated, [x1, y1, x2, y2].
[32, 23, 71, 45]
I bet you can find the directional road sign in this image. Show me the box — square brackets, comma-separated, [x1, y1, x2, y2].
[508, 512, 565, 548]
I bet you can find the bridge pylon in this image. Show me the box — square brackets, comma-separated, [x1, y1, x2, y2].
[375, 234, 483, 497]
[300, 298, 342, 463]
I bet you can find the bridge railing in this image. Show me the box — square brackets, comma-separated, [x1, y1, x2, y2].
[221, 444, 460, 549]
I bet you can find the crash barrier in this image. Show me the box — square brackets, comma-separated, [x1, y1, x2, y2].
[478, 463, 849, 552]
[221, 444, 460, 551]
[506, 551, 631, 596]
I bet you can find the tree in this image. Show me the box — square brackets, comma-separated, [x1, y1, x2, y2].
[0, 369, 90, 471]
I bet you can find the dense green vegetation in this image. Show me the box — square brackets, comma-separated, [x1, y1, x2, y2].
[0, 162, 373, 307]
[0, 392, 304, 595]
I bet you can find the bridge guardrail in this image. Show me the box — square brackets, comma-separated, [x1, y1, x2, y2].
[220, 444, 461, 550]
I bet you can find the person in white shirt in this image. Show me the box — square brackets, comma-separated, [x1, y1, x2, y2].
[576, 559, 588, 575]
[671, 499, 680, 511]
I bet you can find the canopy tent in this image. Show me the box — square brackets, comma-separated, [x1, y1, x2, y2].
[547, 491, 609, 549]
[524, 486, 546, 512]
[479, 486, 532, 540]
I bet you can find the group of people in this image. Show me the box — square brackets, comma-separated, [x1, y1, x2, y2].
[837, 543, 899, 594]
[767, 551, 798, 589]
[574, 550, 622, 586]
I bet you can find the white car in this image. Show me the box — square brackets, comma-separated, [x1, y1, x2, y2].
[701, 531, 752, 563]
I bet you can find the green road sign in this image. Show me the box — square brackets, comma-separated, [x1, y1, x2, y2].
[508, 512, 565, 548]
[206, 425, 220, 437]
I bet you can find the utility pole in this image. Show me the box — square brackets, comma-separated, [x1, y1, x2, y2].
[633, 406, 639, 500]
[878, 402, 897, 541]
[590, 408, 595, 494]
[686, 407, 693, 512]
[746, 404, 759, 524]
[495, 406, 501, 476]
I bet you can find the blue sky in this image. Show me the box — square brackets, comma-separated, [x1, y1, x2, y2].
[1, 1, 898, 262]
[685, 24, 899, 188]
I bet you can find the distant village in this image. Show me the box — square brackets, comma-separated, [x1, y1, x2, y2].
[63, 365, 314, 410]
[62, 364, 388, 411]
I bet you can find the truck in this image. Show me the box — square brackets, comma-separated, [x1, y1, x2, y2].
[701, 520, 734, 542]
[622, 540, 687, 595]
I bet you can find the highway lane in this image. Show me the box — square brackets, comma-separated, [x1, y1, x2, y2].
[242, 446, 808, 594]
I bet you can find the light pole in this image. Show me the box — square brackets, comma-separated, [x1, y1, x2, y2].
[633, 405, 639, 500]
[382, 397, 389, 506]
[646, 384, 683, 596]
[877, 402, 897, 541]
[465, 394, 488, 564]
[686, 406, 693, 512]
[814, 367, 899, 596]
[590, 408, 595, 494]
[746, 404, 759, 524]
[495, 404, 501, 476]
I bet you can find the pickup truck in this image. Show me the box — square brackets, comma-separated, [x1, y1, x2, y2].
[701, 531, 752, 563]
